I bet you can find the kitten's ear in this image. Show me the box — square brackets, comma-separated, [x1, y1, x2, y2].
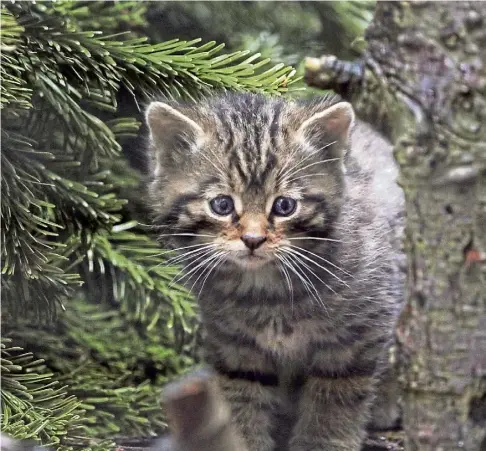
[145, 101, 204, 173]
[297, 102, 355, 157]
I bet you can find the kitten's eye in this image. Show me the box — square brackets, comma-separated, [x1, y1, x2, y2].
[272, 196, 297, 217]
[210, 195, 235, 216]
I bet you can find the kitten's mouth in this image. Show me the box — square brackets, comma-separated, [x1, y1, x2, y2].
[242, 256, 268, 269]
[231, 251, 271, 268]
[247, 250, 265, 258]
[246, 253, 266, 261]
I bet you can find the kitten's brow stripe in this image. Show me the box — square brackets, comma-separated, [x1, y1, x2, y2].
[232, 154, 249, 186]
[303, 194, 327, 204]
[269, 102, 284, 151]
[259, 152, 277, 185]
[216, 111, 235, 157]
[161, 193, 201, 225]
[199, 176, 222, 192]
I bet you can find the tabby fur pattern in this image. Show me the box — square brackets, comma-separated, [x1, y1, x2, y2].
[145, 93, 404, 451]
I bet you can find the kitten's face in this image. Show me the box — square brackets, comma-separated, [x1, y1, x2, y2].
[146, 94, 353, 273]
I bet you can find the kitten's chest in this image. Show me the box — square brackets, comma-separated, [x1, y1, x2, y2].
[253, 315, 321, 361]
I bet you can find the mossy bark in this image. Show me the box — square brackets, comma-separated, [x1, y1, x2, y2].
[306, 2, 486, 450]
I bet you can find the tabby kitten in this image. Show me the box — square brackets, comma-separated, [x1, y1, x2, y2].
[145, 93, 404, 451]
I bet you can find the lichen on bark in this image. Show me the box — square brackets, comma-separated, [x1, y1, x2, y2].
[306, 2, 486, 450]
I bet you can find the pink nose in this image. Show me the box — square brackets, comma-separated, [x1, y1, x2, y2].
[241, 233, 267, 250]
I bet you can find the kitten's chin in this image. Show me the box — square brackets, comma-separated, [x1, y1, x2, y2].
[229, 252, 272, 270]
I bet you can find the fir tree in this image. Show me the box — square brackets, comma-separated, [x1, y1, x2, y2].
[0, 2, 298, 449]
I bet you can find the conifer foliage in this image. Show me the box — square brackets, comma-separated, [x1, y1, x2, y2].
[0, 2, 297, 448]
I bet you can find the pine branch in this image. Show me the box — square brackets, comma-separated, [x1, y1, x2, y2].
[1, 339, 82, 447]
[1, 0, 299, 320]
[7, 1, 299, 105]
[48, 1, 148, 35]
[0, 9, 32, 110]
[6, 297, 194, 446]
[85, 224, 195, 332]
[1, 2, 300, 448]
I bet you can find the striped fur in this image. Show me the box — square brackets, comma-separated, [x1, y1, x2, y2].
[145, 93, 405, 451]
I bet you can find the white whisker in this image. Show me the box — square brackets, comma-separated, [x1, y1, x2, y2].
[187, 251, 226, 296]
[166, 244, 217, 265]
[198, 151, 228, 181]
[284, 247, 350, 287]
[168, 249, 217, 287]
[150, 245, 215, 270]
[288, 245, 353, 277]
[197, 252, 228, 299]
[166, 242, 216, 255]
[277, 141, 337, 183]
[275, 258, 294, 311]
[174, 251, 223, 286]
[287, 237, 342, 243]
[146, 223, 214, 233]
[285, 158, 340, 180]
[281, 249, 335, 295]
[286, 172, 334, 183]
[276, 253, 323, 308]
[156, 233, 217, 238]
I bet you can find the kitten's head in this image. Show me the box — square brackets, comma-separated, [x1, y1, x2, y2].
[145, 94, 353, 272]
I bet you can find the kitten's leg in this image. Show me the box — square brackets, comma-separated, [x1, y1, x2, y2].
[289, 366, 377, 451]
[204, 328, 282, 451]
[368, 359, 401, 431]
[216, 373, 283, 451]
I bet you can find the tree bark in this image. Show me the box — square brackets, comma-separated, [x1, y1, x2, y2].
[306, 2, 486, 450]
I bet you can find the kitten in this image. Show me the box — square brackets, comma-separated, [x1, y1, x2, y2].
[145, 93, 404, 451]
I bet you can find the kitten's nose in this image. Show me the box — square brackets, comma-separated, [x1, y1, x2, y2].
[241, 233, 267, 251]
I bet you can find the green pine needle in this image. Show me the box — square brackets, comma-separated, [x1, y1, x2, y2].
[1, 1, 298, 448]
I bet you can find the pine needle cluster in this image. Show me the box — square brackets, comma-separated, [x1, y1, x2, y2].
[0, 1, 297, 448]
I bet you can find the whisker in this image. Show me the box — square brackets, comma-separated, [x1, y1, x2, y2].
[174, 251, 222, 287]
[277, 141, 335, 177]
[207, 148, 229, 176]
[286, 246, 350, 284]
[286, 172, 334, 183]
[197, 252, 228, 299]
[288, 245, 353, 278]
[275, 259, 294, 311]
[276, 253, 323, 308]
[187, 251, 226, 296]
[143, 222, 217, 234]
[145, 250, 173, 259]
[168, 249, 217, 287]
[287, 237, 342, 243]
[198, 151, 228, 182]
[290, 225, 351, 234]
[166, 242, 216, 255]
[149, 244, 216, 271]
[277, 141, 337, 183]
[285, 158, 340, 180]
[166, 244, 217, 265]
[296, 140, 337, 166]
[156, 233, 217, 238]
[283, 248, 350, 288]
[281, 249, 335, 295]
[287, 249, 349, 291]
[275, 138, 323, 179]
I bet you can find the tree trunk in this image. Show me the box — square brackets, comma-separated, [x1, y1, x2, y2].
[306, 2, 486, 450]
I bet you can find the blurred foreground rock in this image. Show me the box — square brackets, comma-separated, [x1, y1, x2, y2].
[1, 368, 404, 451]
